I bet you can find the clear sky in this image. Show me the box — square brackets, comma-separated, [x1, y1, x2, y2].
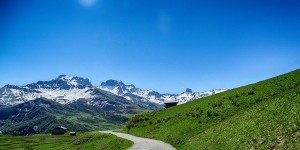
[1, 0, 300, 93]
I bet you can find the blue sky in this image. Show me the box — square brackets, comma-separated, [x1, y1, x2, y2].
[1, 0, 300, 93]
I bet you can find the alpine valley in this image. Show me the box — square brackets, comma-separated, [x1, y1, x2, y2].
[0, 75, 225, 135]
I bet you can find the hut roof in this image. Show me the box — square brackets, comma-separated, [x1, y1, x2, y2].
[54, 126, 67, 130]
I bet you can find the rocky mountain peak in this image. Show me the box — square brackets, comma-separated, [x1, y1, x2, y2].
[101, 80, 125, 87]
[185, 88, 192, 93]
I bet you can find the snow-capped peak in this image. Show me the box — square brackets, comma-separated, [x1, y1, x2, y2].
[99, 80, 127, 95]
[57, 75, 80, 86]
[57, 75, 74, 81]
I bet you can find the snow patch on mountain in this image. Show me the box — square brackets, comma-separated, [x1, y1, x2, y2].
[0, 87, 97, 105]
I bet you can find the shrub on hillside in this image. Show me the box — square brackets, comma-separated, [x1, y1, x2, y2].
[231, 100, 240, 107]
[212, 101, 224, 108]
[207, 110, 219, 117]
[248, 91, 255, 95]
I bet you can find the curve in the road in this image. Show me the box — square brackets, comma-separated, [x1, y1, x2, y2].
[100, 131, 176, 150]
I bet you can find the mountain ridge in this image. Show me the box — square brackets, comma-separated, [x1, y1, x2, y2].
[99, 79, 226, 105]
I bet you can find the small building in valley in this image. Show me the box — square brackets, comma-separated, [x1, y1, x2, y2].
[70, 132, 76, 136]
[52, 126, 67, 135]
[164, 101, 178, 108]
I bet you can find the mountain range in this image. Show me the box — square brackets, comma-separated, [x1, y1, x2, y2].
[0, 75, 226, 135]
[0, 75, 226, 109]
[99, 80, 226, 105]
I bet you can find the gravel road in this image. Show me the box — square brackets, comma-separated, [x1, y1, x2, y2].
[100, 131, 176, 150]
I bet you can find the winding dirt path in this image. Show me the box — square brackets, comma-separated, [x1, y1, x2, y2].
[100, 131, 176, 150]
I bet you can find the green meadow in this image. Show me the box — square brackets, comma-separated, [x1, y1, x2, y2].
[0, 132, 133, 150]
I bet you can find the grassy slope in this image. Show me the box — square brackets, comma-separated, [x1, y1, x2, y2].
[0, 132, 133, 150]
[125, 69, 300, 149]
[53, 111, 121, 131]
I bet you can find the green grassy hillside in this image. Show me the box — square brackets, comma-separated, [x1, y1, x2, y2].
[125, 69, 300, 149]
[0, 132, 133, 150]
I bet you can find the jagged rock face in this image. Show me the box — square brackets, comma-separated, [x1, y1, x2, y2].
[101, 80, 125, 87]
